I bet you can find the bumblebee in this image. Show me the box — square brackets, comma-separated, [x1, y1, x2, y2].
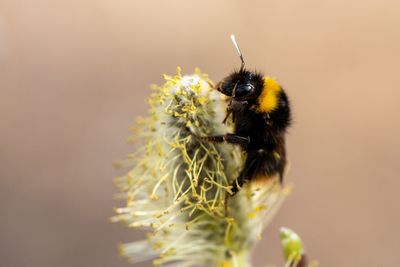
[200, 35, 291, 196]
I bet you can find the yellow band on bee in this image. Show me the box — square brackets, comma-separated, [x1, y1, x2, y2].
[257, 77, 281, 113]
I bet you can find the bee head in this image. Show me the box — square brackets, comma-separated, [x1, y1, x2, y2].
[217, 69, 264, 101]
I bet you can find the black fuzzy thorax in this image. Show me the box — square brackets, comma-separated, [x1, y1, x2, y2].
[233, 90, 290, 149]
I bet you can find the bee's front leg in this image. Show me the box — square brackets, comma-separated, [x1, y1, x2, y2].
[222, 100, 249, 124]
[222, 107, 233, 124]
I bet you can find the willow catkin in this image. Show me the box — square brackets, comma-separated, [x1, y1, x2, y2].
[112, 68, 290, 267]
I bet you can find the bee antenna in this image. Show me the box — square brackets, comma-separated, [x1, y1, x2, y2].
[230, 34, 245, 72]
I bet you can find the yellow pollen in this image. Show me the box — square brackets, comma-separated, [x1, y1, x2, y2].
[257, 77, 281, 113]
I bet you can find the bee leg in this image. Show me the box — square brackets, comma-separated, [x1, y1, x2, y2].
[224, 170, 250, 217]
[222, 99, 233, 124]
[222, 109, 232, 124]
[195, 133, 250, 147]
[229, 157, 258, 196]
[225, 159, 257, 216]
[229, 175, 248, 196]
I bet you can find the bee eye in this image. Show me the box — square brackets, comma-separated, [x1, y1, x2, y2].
[235, 83, 255, 98]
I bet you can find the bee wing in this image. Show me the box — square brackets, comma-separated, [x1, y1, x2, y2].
[283, 158, 291, 177]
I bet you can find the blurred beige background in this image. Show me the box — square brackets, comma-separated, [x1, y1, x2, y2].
[1, 0, 400, 266]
